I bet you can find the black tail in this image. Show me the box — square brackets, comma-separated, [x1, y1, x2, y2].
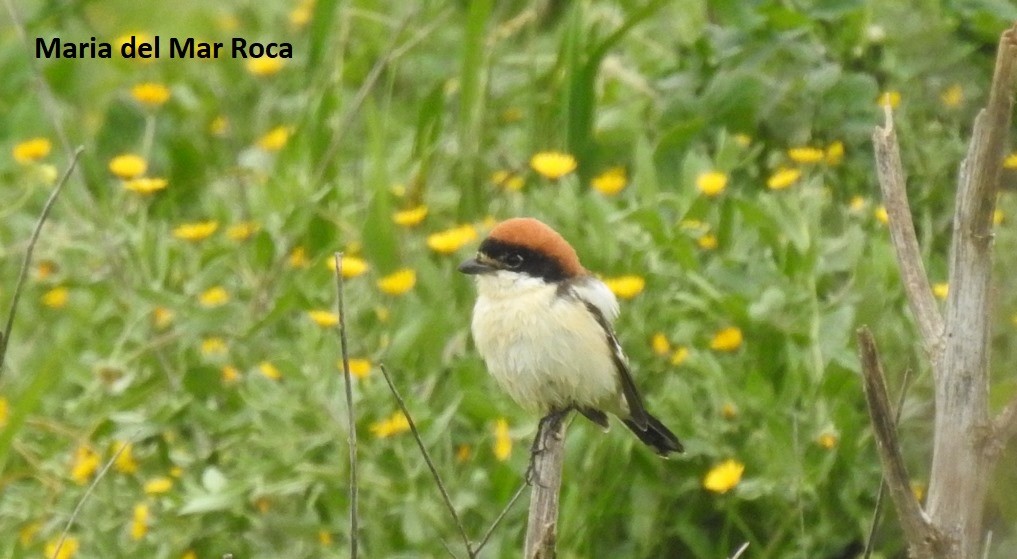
[623, 413, 683, 457]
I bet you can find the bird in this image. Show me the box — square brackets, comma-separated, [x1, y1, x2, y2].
[458, 217, 683, 457]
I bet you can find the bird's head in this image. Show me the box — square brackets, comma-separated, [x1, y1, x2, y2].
[458, 218, 585, 284]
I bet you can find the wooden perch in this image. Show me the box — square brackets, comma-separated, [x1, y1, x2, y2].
[864, 22, 1017, 559]
[524, 413, 568, 558]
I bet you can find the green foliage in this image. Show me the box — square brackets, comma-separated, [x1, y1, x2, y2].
[2, 1, 1017, 558]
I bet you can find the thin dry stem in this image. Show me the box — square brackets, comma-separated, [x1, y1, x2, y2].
[0, 147, 83, 378]
[523, 413, 567, 559]
[333, 253, 359, 559]
[474, 482, 527, 555]
[378, 364, 475, 557]
[54, 436, 133, 557]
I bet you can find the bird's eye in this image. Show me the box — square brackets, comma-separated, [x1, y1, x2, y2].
[504, 253, 524, 268]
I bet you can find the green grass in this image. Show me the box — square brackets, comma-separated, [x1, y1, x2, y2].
[2, 1, 1017, 558]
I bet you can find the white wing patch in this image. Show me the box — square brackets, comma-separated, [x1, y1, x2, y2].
[571, 277, 619, 323]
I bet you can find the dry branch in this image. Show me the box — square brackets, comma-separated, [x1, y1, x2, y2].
[871, 105, 943, 360]
[856, 328, 943, 557]
[524, 413, 568, 559]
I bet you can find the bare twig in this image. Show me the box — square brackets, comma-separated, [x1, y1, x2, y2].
[378, 364, 475, 557]
[863, 368, 912, 559]
[0, 147, 83, 378]
[333, 253, 359, 559]
[474, 482, 527, 555]
[729, 542, 750, 559]
[927, 24, 1017, 558]
[871, 105, 943, 360]
[54, 436, 132, 558]
[523, 413, 568, 559]
[856, 328, 944, 557]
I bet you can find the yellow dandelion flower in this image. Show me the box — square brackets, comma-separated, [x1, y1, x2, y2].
[108, 154, 148, 179]
[288, 246, 310, 268]
[131, 82, 171, 107]
[226, 221, 259, 241]
[710, 327, 743, 352]
[257, 126, 291, 151]
[170, 465, 183, 477]
[787, 147, 825, 164]
[393, 205, 428, 227]
[12, 137, 51, 164]
[698, 234, 718, 250]
[703, 459, 744, 494]
[877, 90, 901, 108]
[199, 286, 229, 307]
[144, 476, 173, 494]
[19, 521, 40, 546]
[492, 170, 525, 191]
[0, 397, 8, 429]
[767, 167, 801, 190]
[210, 115, 230, 136]
[671, 346, 690, 366]
[848, 196, 866, 212]
[258, 361, 282, 380]
[44, 536, 79, 559]
[221, 365, 241, 384]
[181, 550, 198, 559]
[817, 432, 838, 449]
[172, 220, 219, 241]
[994, 209, 1004, 225]
[318, 529, 333, 546]
[291, 0, 315, 27]
[530, 151, 577, 180]
[42, 286, 69, 308]
[152, 306, 173, 329]
[71, 445, 101, 484]
[247, 57, 285, 77]
[912, 481, 926, 502]
[603, 275, 645, 300]
[825, 141, 845, 165]
[651, 332, 671, 356]
[370, 411, 410, 438]
[1004, 153, 1017, 169]
[344, 358, 372, 379]
[874, 205, 889, 224]
[493, 418, 512, 461]
[591, 167, 628, 196]
[933, 283, 949, 300]
[130, 503, 149, 540]
[733, 133, 752, 147]
[941, 84, 963, 108]
[327, 255, 370, 278]
[721, 402, 737, 419]
[112, 441, 138, 474]
[122, 177, 168, 194]
[308, 310, 340, 327]
[696, 171, 728, 197]
[456, 443, 472, 463]
[377, 268, 416, 295]
[201, 337, 227, 356]
[427, 224, 478, 254]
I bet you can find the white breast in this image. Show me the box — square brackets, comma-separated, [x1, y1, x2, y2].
[469, 271, 626, 415]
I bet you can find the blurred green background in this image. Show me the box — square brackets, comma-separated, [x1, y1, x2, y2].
[3, 1, 1017, 557]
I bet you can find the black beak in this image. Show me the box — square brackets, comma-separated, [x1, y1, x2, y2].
[458, 256, 495, 275]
